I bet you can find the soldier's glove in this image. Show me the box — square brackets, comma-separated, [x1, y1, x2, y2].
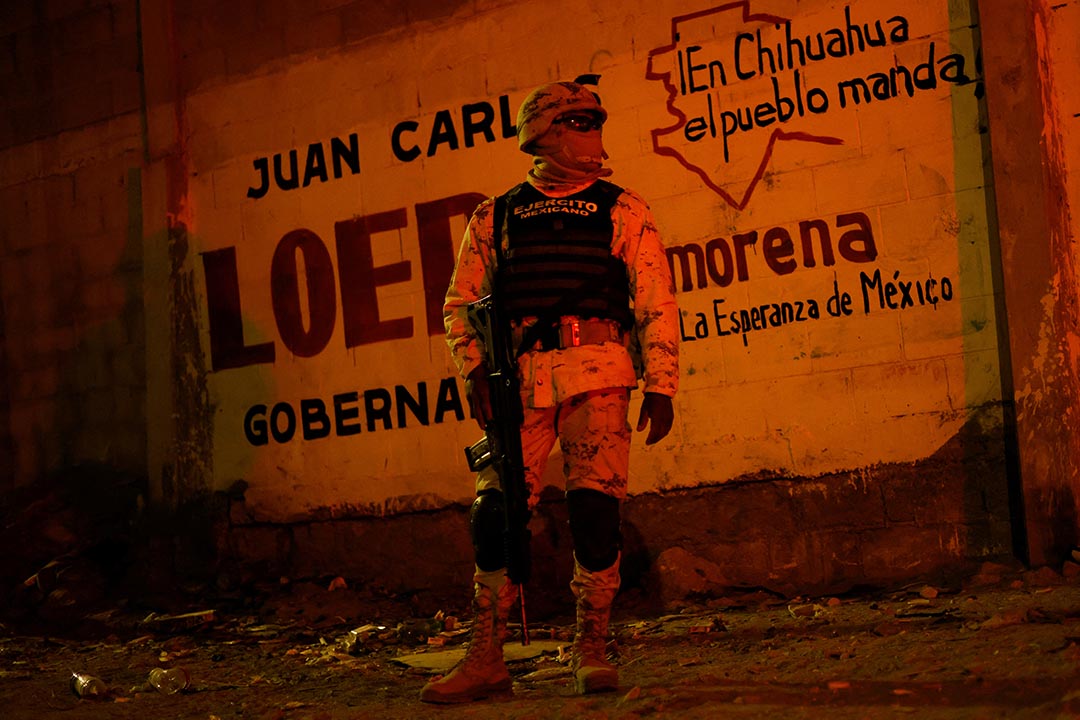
[636, 392, 674, 446]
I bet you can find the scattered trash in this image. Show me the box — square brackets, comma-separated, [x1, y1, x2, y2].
[71, 672, 108, 699]
[827, 597, 843, 607]
[140, 610, 216, 632]
[827, 680, 851, 690]
[520, 666, 570, 682]
[396, 618, 436, 645]
[396, 639, 562, 672]
[788, 603, 826, 619]
[688, 616, 727, 633]
[619, 686, 643, 704]
[894, 606, 952, 619]
[24, 558, 69, 592]
[435, 611, 458, 632]
[341, 624, 392, 655]
[919, 586, 940, 599]
[328, 577, 348, 591]
[148, 667, 190, 695]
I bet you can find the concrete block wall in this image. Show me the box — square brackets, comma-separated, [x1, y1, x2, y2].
[0, 0, 145, 491]
[0, 0, 1075, 605]
[159, 0, 1019, 602]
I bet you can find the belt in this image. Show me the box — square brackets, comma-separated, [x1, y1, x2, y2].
[513, 317, 625, 352]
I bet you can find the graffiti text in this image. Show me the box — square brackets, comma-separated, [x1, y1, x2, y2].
[667, 211, 877, 292]
[243, 377, 467, 446]
[247, 134, 360, 199]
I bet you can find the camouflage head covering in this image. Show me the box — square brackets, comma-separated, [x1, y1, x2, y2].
[516, 81, 608, 154]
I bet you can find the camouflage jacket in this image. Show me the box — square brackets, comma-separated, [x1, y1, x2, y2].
[444, 176, 679, 409]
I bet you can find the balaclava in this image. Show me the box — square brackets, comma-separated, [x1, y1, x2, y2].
[516, 80, 613, 190]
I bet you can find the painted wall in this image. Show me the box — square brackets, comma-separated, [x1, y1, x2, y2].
[162, 0, 1000, 522]
[2, 0, 1076, 595]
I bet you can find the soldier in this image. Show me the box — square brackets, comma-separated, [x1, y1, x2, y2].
[423, 78, 680, 703]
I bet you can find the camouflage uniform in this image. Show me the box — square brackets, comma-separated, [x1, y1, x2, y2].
[444, 180, 679, 501]
[423, 79, 678, 704]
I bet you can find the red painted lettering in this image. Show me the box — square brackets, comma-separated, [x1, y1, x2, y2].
[202, 247, 276, 371]
[271, 229, 337, 357]
[335, 208, 412, 347]
[415, 193, 485, 336]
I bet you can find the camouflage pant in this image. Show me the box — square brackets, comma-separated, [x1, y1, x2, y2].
[476, 388, 632, 506]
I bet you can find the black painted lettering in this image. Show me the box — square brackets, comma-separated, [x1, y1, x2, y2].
[303, 142, 328, 187]
[334, 392, 362, 436]
[860, 268, 884, 313]
[274, 150, 300, 191]
[395, 383, 430, 427]
[270, 402, 297, 443]
[392, 120, 422, 162]
[462, 102, 496, 147]
[734, 33, 756, 80]
[331, 133, 360, 177]
[365, 388, 393, 431]
[427, 109, 460, 156]
[301, 398, 331, 440]
[244, 404, 269, 446]
[247, 157, 270, 199]
[434, 376, 465, 423]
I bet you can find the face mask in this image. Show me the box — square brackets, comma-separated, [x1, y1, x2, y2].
[530, 113, 611, 186]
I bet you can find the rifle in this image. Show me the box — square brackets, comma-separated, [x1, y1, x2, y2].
[463, 294, 532, 646]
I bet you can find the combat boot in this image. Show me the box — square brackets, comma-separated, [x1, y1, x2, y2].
[419, 568, 516, 703]
[570, 555, 621, 694]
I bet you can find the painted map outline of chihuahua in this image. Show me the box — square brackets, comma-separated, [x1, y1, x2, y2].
[646, 1, 844, 210]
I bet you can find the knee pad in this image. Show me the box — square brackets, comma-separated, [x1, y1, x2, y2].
[470, 490, 505, 572]
[567, 489, 622, 571]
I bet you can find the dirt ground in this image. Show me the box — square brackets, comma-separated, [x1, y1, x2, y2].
[1, 560, 1078, 720]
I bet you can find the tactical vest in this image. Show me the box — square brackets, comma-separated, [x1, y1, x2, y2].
[495, 181, 632, 328]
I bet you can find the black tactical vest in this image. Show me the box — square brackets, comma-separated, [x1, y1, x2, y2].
[495, 181, 632, 328]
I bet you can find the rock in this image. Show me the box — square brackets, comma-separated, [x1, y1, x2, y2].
[654, 547, 727, 604]
[980, 609, 1029, 630]
[1023, 566, 1063, 587]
